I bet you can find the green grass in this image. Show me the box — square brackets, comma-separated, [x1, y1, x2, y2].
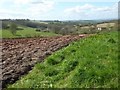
[0, 27, 60, 38]
[8, 31, 118, 88]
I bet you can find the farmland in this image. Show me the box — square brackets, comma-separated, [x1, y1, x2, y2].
[0, 0, 119, 89]
[7, 31, 118, 88]
[1, 19, 117, 39]
[2, 34, 89, 88]
[0, 27, 60, 38]
[1, 19, 118, 88]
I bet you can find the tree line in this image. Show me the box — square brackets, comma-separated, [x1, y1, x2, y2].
[1, 19, 117, 35]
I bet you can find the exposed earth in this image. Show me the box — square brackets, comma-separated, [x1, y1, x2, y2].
[1, 34, 90, 87]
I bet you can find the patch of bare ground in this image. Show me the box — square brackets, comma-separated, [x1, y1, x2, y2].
[1, 34, 90, 88]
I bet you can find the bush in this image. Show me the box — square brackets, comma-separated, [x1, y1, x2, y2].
[2, 22, 8, 29]
[10, 23, 17, 35]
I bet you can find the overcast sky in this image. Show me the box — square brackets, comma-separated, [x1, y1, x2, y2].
[0, 0, 119, 20]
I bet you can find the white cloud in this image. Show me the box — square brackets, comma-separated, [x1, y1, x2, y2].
[64, 4, 113, 13]
[64, 4, 95, 15]
[0, 0, 55, 19]
[0, 0, 33, 5]
[0, 8, 27, 19]
[0, 1, 118, 20]
[40, 0, 119, 2]
[26, 0, 55, 19]
[28, 1, 54, 13]
[14, 0, 32, 4]
[80, 4, 94, 10]
[64, 3, 118, 20]
[93, 7, 111, 11]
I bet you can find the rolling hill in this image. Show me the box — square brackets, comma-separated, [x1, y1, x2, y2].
[8, 31, 118, 88]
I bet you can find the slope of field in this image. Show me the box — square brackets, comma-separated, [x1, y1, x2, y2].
[0, 27, 60, 38]
[2, 34, 88, 88]
[8, 31, 118, 88]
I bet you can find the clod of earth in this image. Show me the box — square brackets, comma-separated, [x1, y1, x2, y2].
[1, 34, 89, 88]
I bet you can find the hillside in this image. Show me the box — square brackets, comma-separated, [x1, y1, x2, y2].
[1, 27, 60, 38]
[1, 19, 117, 39]
[2, 34, 88, 88]
[8, 31, 118, 88]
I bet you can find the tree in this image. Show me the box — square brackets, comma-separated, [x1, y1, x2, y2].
[49, 24, 62, 34]
[10, 23, 17, 35]
[59, 25, 70, 35]
[2, 22, 8, 29]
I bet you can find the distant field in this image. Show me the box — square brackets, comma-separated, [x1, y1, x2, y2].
[8, 31, 118, 88]
[0, 27, 60, 38]
[31, 20, 48, 24]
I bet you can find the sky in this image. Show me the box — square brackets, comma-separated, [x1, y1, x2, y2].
[0, 0, 119, 20]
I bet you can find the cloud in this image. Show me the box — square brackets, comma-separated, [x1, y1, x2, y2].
[64, 4, 113, 13]
[0, 0, 55, 19]
[14, 0, 32, 4]
[30, 1, 44, 4]
[0, 8, 27, 19]
[64, 3, 118, 20]
[64, 4, 94, 15]
[64, 4, 95, 20]
[93, 7, 111, 11]
[0, 1, 118, 20]
[26, 1, 55, 18]
[38, 0, 119, 2]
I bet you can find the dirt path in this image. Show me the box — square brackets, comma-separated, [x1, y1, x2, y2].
[1, 34, 89, 87]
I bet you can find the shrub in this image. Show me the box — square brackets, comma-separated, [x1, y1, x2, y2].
[2, 22, 8, 29]
[10, 23, 17, 35]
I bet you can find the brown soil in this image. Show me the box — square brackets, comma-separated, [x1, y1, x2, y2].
[1, 34, 89, 88]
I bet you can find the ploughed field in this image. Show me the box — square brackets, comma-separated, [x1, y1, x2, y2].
[2, 34, 89, 87]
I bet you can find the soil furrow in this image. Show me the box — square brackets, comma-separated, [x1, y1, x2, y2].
[1, 34, 89, 88]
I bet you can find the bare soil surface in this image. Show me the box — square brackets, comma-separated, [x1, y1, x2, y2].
[1, 34, 89, 87]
